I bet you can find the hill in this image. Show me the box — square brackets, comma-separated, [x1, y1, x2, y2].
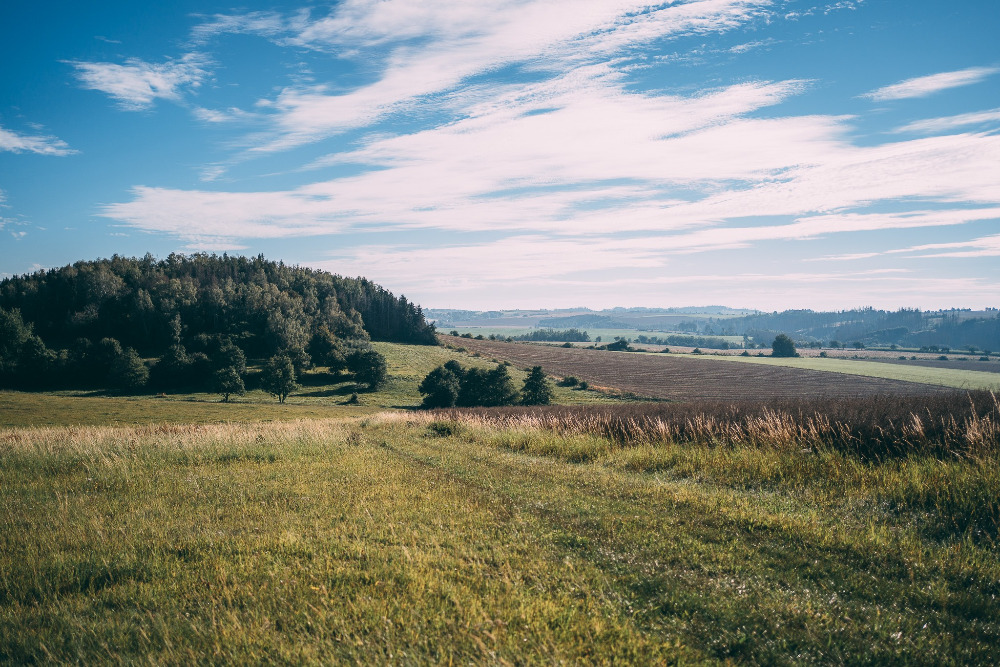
[0, 254, 436, 391]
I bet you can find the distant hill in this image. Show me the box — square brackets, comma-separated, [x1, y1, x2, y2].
[428, 305, 1000, 352]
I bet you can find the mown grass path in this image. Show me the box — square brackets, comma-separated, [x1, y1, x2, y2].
[2, 416, 997, 663]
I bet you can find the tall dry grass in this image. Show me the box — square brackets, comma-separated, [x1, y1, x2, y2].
[431, 391, 1000, 460]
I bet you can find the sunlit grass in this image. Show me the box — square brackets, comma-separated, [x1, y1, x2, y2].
[2, 408, 998, 662]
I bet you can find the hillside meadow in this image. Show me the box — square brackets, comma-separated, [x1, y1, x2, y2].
[0, 342, 622, 429]
[2, 393, 999, 663]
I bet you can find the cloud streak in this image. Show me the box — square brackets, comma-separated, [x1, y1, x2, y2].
[0, 126, 76, 156]
[863, 66, 999, 102]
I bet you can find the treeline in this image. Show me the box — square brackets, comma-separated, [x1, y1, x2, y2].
[0, 254, 433, 393]
[513, 328, 591, 342]
[632, 334, 733, 349]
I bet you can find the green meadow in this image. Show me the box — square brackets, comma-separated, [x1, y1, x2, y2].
[0, 343, 620, 430]
[2, 406, 998, 663]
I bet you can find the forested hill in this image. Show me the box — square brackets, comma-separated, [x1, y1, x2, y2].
[0, 253, 435, 354]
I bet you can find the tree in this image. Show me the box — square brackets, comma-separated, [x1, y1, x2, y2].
[482, 365, 519, 407]
[521, 366, 553, 405]
[213, 365, 245, 402]
[418, 365, 461, 408]
[262, 354, 298, 403]
[109, 346, 149, 391]
[347, 349, 388, 390]
[771, 333, 797, 358]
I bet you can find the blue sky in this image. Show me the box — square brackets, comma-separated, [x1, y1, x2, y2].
[2, 0, 998, 311]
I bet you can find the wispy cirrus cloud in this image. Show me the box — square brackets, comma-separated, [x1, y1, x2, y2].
[863, 66, 999, 102]
[0, 125, 76, 156]
[221, 0, 776, 151]
[67, 53, 209, 110]
[898, 234, 1000, 259]
[893, 108, 1000, 134]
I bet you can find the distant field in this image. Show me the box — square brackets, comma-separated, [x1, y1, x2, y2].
[445, 337, 949, 400]
[678, 352, 1000, 391]
[445, 327, 745, 344]
[0, 342, 622, 429]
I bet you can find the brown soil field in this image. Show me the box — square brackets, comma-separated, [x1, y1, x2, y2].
[444, 336, 950, 401]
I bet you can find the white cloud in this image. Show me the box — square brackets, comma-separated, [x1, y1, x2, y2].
[896, 234, 1000, 259]
[235, 0, 775, 151]
[893, 108, 1000, 134]
[863, 66, 999, 102]
[0, 125, 76, 156]
[68, 54, 209, 110]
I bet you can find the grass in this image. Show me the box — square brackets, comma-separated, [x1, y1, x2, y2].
[2, 400, 998, 663]
[0, 342, 622, 429]
[668, 350, 1000, 390]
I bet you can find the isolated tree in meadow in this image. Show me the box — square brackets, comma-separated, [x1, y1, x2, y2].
[771, 333, 797, 358]
[521, 366, 553, 406]
[213, 365, 246, 402]
[418, 365, 461, 408]
[262, 354, 298, 403]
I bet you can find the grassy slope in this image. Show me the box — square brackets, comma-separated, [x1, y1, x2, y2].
[664, 351, 1000, 390]
[0, 343, 619, 429]
[1, 416, 997, 663]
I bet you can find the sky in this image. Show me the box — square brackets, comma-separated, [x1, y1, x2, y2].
[1, 0, 999, 311]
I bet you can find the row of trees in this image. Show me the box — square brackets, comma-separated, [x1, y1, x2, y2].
[418, 362, 553, 408]
[0, 305, 388, 399]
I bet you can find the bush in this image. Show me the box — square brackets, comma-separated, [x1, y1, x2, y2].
[558, 376, 580, 387]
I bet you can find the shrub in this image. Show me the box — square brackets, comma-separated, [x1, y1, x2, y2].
[558, 376, 580, 387]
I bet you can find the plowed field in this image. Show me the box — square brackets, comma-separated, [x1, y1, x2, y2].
[446, 337, 949, 400]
